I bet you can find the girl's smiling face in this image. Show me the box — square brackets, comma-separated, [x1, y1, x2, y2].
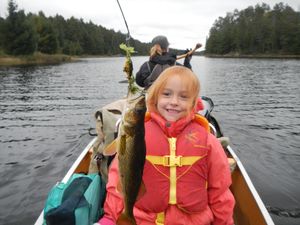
[157, 75, 193, 122]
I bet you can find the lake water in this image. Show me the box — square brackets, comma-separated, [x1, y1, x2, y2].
[0, 56, 299, 225]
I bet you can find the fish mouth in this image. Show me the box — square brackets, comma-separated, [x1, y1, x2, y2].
[129, 95, 146, 111]
[124, 94, 146, 126]
[128, 93, 145, 102]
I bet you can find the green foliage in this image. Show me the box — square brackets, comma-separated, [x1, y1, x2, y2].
[120, 43, 140, 94]
[120, 43, 135, 55]
[0, 0, 151, 56]
[206, 3, 300, 55]
[0, 17, 5, 50]
[29, 12, 59, 54]
[63, 40, 83, 55]
[3, 0, 37, 55]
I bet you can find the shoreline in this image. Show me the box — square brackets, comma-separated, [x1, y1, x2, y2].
[0, 53, 80, 67]
[1, 53, 300, 67]
[204, 53, 300, 59]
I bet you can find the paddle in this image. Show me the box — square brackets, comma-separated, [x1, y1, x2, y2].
[176, 43, 202, 60]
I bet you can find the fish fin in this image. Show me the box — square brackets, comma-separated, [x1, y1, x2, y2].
[103, 138, 118, 156]
[136, 181, 146, 201]
[116, 213, 136, 225]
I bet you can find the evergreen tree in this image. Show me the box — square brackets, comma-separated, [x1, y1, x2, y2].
[205, 3, 300, 55]
[3, 0, 37, 55]
[0, 17, 5, 52]
[30, 11, 59, 54]
[0, 0, 187, 57]
[50, 15, 67, 53]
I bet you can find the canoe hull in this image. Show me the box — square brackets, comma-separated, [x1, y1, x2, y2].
[35, 138, 274, 225]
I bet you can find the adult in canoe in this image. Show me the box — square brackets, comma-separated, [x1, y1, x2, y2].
[135, 35, 195, 89]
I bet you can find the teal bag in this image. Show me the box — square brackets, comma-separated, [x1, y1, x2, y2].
[43, 173, 106, 225]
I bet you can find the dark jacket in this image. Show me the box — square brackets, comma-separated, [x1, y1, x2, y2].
[135, 52, 177, 87]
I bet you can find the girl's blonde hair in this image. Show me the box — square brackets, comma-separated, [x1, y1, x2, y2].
[146, 66, 200, 114]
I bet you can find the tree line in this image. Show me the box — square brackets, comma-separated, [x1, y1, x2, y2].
[0, 0, 151, 56]
[205, 2, 300, 55]
[1, 1, 299, 57]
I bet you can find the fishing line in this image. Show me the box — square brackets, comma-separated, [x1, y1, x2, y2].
[116, 0, 131, 45]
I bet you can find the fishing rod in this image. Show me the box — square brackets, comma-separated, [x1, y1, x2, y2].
[116, 0, 131, 45]
[116, 0, 136, 87]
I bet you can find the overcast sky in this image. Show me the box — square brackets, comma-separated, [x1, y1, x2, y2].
[1, 0, 299, 50]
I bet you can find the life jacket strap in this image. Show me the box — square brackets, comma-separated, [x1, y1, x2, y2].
[146, 155, 203, 167]
[155, 212, 165, 225]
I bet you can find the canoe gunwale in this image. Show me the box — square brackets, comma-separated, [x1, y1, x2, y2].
[61, 137, 97, 183]
[227, 145, 274, 225]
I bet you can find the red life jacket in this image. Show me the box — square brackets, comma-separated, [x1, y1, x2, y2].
[135, 112, 211, 214]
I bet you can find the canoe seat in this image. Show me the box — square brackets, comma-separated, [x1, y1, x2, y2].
[228, 157, 236, 172]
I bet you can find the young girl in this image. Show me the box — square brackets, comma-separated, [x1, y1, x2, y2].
[98, 66, 235, 225]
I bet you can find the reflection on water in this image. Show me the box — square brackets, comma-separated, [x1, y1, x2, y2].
[0, 57, 299, 225]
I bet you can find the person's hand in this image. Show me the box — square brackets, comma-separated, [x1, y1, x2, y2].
[184, 48, 192, 69]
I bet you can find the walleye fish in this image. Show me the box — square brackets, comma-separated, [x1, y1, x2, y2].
[116, 43, 146, 225]
[116, 95, 146, 225]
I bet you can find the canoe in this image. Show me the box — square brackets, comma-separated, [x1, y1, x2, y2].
[35, 98, 275, 225]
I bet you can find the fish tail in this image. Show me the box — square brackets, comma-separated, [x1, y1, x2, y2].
[116, 213, 137, 225]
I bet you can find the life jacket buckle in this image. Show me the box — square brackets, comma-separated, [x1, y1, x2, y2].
[163, 155, 182, 167]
